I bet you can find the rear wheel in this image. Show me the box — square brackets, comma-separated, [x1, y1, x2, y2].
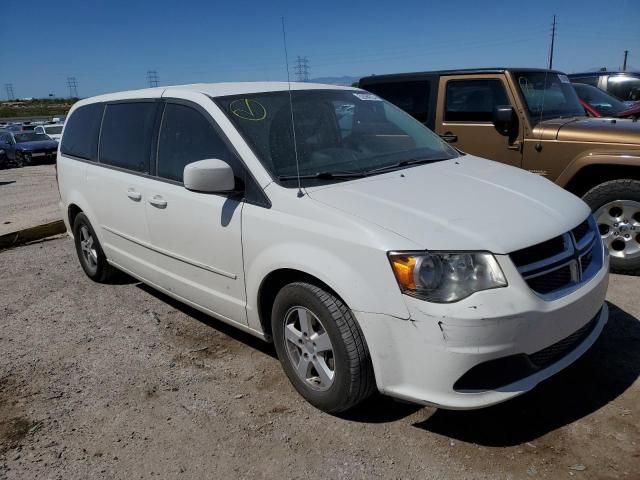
[582, 179, 640, 275]
[271, 282, 376, 413]
[73, 212, 118, 282]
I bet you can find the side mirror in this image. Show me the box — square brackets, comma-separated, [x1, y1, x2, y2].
[492, 105, 516, 136]
[183, 159, 235, 193]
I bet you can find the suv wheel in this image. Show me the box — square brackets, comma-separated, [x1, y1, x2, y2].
[582, 179, 640, 275]
[73, 212, 118, 282]
[271, 282, 376, 413]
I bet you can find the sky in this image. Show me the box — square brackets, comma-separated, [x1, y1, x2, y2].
[1, 0, 638, 99]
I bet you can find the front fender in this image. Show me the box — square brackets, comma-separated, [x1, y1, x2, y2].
[556, 150, 640, 187]
[244, 241, 411, 334]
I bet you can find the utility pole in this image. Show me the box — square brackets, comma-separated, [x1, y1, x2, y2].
[294, 56, 310, 82]
[548, 15, 556, 69]
[146, 70, 159, 88]
[623, 50, 629, 71]
[66, 77, 78, 98]
[5, 83, 14, 100]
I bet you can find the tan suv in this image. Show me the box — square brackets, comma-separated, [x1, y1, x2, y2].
[360, 68, 640, 274]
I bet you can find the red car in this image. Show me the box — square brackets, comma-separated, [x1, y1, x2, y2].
[574, 83, 640, 119]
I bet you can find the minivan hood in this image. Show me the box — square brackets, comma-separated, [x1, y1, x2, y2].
[534, 117, 640, 145]
[307, 156, 589, 253]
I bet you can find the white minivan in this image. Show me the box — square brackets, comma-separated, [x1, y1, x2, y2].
[57, 82, 609, 413]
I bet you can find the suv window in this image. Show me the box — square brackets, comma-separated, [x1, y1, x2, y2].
[570, 76, 599, 87]
[99, 102, 157, 173]
[157, 103, 239, 183]
[362, 81, 430, 123]
[60, 103, 104, 160]
[607, 76, 640, 102]
[445, 79, 509, 122]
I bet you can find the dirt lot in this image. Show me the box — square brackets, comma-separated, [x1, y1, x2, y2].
[0, 164, 60, 236]
[0, 236, 639, 479]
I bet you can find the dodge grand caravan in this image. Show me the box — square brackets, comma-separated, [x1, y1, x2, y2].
[57, 83, 609, 412]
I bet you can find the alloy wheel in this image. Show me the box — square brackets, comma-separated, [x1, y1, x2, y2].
[595, 200, 640, 260]
[283, 306, 336, 391]
[79, 225, 98, 270]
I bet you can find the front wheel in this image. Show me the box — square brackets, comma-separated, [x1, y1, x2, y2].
[582, 179, 640, 275]
[271, 282, 376, 413]
[73, 212, 118, 282]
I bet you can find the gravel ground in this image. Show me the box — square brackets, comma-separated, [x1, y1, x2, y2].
[0, 164, 60, 236]
[0, 236, 639, 479]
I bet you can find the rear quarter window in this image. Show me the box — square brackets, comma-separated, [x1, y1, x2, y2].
[99, 102, 158, 173]
[362, 80, 431, 124]
[60, 103, 104, 160]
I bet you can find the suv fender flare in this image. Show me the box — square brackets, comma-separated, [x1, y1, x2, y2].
[556, 150, 640, 187]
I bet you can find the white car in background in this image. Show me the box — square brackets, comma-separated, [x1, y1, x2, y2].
[34, 124, 63, 141]
[56, 82, 609, 413]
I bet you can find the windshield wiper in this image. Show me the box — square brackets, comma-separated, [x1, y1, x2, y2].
[363, 157, 442, 175]
[277, 170, 366, 181]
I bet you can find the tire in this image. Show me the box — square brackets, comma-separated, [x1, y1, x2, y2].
[72, 212, 118, 282]
[15, 152, 25, 168]
[582, 179, 640, 275]
[271, 282, 376, 413]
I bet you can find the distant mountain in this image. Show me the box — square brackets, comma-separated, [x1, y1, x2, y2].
[309, 76, 360, 86]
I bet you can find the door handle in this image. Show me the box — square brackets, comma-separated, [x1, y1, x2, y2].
[148, 195, 167, 209]
[439, 132, 458, 143]
[126, 189, 142, 201]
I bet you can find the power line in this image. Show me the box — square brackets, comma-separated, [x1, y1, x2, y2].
[294, 56, 310, 82]
[66, 77, 78, 98]
[623, 50, 629, 71]
[5, 83, 14, 100]
[146, 70, 160, 88]
[548, 14, 557, 69]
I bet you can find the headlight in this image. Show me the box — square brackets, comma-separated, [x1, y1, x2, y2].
[388, 251, 507, 303]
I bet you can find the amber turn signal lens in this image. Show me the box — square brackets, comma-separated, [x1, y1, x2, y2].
[389, 255, 417, 290]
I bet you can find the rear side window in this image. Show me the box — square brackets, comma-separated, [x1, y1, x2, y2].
[607, 76, 640, 102]
[157, 103, 239, 183]
[363, 81, 430, 123]
[570, 76, 599, 87]
[99, 102, 157, 173]
[445, 79, 510, 122]
[60, 103, 104, 160]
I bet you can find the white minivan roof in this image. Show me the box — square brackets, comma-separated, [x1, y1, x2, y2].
[76, 82, 358, 105]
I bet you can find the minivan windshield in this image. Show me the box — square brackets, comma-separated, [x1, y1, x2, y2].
[515, 72, 586, 122]
[215, 89, 458, 185]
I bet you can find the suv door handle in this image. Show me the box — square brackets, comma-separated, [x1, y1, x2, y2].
[127, 189, 142, 201]
[439, 132, 458, 143]
[148, 195, 167, 209]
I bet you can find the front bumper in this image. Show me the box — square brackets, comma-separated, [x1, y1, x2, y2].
[355, 252, 609, 409]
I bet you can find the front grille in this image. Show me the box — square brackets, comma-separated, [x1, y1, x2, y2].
[526, 265, 572, 294]
[572, 219, 590, 244]
[510, 236, 566, 266]
[510, 216, 602, 299]
[580, 250, 593, 274]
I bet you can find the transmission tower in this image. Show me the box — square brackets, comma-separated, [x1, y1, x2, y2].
[294, 56, 310, 82]
[66, 77, 79, 98]
[5, 83, 15, 100]
[146, 70, 160, 88]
